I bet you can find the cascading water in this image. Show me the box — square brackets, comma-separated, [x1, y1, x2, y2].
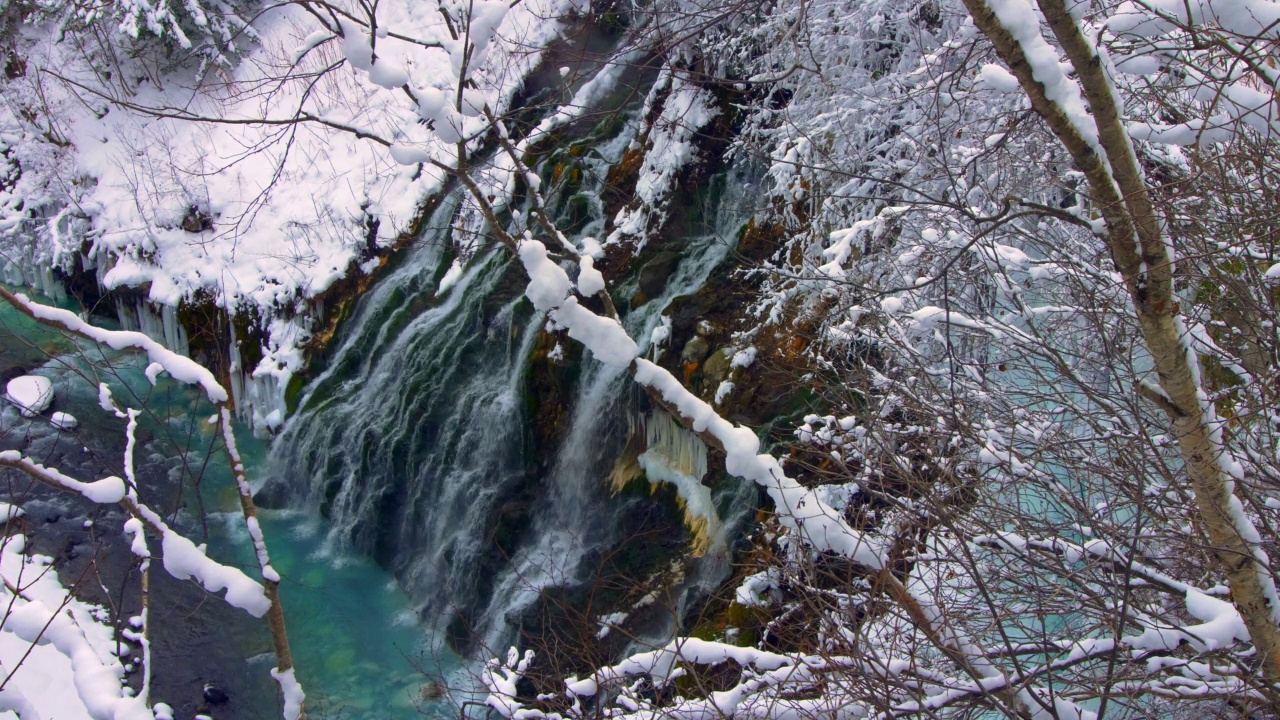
[268, 81, 762, 665]
[270, 192, 544, 631]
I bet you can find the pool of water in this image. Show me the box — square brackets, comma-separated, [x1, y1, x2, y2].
[1, 289, 460, 719]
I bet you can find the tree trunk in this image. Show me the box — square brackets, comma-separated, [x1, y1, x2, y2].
[959, 0, 1280, 680]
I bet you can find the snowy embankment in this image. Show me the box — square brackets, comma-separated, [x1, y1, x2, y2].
[0, 0, 577, 431]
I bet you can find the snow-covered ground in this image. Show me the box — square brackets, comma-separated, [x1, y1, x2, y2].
[0, 0, 580, 429]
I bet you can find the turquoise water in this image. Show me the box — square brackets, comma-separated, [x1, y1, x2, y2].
[1, 289, 457, 719]
[217, 508, 459, 719]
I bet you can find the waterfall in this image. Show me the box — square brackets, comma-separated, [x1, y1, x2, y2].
[269, 104, 764, 660]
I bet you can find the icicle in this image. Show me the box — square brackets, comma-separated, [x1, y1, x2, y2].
[642, 410, 709, 480]
[2, 261, 22, 286]
[616, 410, 720, 556]
[159, 303, 189, 356]
[228, 321, 246, 421]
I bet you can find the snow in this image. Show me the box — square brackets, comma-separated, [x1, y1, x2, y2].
[977, 63, 1021, 92]
[982, 0, 1103, 153]
[0, 452, 128, 504]
[5, 376, 53, 417]
[553, 299, 639, 367]
[577, 256, 605, 296]
[7, 293, 227, 403]
[152, 517, 272, 617]
[734, 569, 780, 607]
[4, 0, 582, 430]
[0, 503, 23, 523]
[519, 240, 574, 312]
[50, 412, 79, 430]
[596, 611, 628, 639]
[608, 70, 719, 247]
[437, 260, 465, 294]
[270, 667, 305, 720]
[519, 239, 639, 367]
[714, 381, 735, 404]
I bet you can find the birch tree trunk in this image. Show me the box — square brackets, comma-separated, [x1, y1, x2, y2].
[959, 0, 1280, 680]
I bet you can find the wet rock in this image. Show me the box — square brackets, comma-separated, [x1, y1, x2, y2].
[638, 252, 679, 299]
[202, 683, 229, 705]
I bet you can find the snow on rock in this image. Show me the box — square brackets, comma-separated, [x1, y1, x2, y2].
[714, 381, 735, 405]
[4, 0, 580, 430]
[51, 412, 79, 430]
[608, 72, 718, 247]
[735, 569, 781, 607]
[5, 376, 53, 417]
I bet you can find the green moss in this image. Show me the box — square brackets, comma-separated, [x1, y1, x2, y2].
[284, 372, 307, 414]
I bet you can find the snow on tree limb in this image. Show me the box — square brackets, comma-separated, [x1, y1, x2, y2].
[0, 289, 227, 404]
[631, 359, 888, 569]
[0, 287, 304, 715]
[0, 451, 272, 617]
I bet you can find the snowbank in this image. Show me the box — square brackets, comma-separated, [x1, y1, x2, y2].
[1, 0, 581, 430]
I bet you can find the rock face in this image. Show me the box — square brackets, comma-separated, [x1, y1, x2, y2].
[5, 375, 53, 417]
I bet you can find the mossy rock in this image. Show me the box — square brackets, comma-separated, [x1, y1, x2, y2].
[523, 328, 582, 456]
[702, 347, 732, 386]
[563, 194, 592, 235]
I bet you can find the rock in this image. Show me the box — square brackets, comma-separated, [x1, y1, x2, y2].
[202, 683, 229, 705]
[702, 348, 733, 386]
[50, 411, 78, 430]
[638, 252, 679, 298]
[680, 335, 710, 365]
[5, 375, 53, 417]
